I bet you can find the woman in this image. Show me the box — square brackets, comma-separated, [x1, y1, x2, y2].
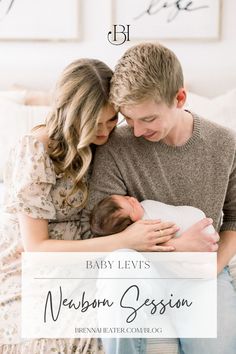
[0, 59, 177, 353]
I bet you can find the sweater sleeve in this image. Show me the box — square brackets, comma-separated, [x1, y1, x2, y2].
[80, 144, 128, 239]
[221, 151, 236, 232]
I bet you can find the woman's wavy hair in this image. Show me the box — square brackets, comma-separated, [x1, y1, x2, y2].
[45, 58, 113, 208]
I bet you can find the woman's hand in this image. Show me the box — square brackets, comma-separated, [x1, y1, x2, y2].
[120, 219, 179, 251]
[164, 218, 219, 252]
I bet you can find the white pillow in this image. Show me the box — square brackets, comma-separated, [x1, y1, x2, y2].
[0, 97, 50, 181]
[0, 182, 4, 209]
[185, 88, 236, 131]
[0, 89, 26, 104]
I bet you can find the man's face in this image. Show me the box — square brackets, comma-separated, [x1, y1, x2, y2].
[120, 98, 179, 142]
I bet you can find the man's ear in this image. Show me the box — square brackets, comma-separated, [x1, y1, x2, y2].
[176, 88, 187, 108]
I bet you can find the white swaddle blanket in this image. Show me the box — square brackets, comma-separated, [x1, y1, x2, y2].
[141, 200, 215, 236]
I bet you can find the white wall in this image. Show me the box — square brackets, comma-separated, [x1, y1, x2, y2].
[0, 0, 236, 97]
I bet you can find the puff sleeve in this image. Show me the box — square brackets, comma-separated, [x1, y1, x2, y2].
[3, 135, 57, 220]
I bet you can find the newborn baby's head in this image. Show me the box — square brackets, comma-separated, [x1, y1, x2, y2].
[90, 195, 144, 236]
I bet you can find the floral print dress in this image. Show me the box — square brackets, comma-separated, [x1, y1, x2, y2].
[0, 135, 103, 354]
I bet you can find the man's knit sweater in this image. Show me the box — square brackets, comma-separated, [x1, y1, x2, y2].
[81, 114, 236, 238]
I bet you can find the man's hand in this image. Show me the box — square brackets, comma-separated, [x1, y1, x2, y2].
[164, 218, 219, 252]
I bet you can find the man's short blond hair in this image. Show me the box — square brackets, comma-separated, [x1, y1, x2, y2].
[110, 42, 184, 108]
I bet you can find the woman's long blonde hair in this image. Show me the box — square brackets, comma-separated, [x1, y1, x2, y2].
[46, 58, 113, 208]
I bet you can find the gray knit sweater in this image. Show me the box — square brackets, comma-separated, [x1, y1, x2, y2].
[81, 114, 236, 238]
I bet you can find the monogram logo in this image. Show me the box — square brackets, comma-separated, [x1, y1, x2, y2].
[107, 25, 130, 45]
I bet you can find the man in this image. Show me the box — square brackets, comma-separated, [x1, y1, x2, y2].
[82, 43, 236, 354]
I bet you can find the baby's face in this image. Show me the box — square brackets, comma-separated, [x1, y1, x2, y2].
[112, 195, 144, 221]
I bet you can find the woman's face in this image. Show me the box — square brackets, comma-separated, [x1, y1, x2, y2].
[92, 104, 118, 145]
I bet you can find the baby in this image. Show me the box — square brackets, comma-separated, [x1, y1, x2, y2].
[90, 195, 215, 236]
